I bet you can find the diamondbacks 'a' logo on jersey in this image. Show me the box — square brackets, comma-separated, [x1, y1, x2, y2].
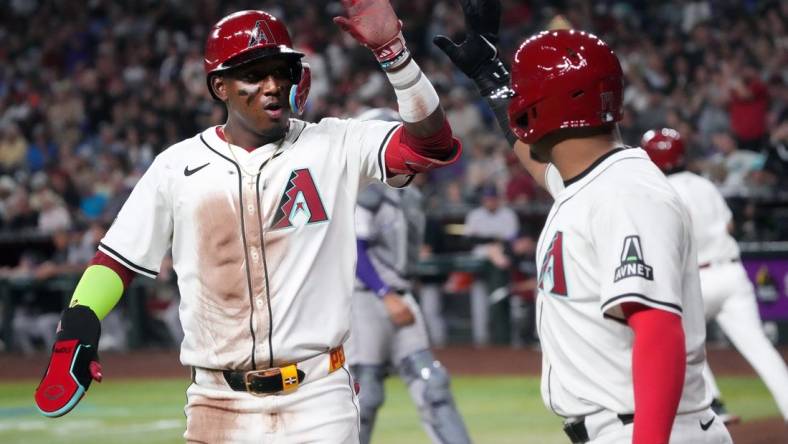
[613, 235, 653, 282]
[248, 20, 272, 47]
[271, 169, 328, 229]
[538, 231, 567, 296]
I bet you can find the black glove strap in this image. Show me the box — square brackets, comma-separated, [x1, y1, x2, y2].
[58, 305, 101, 349]
[473, 59, 517, 147]
[472, 56, 512, 97]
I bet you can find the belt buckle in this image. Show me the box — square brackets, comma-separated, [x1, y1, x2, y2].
[243, 368, 280, 396]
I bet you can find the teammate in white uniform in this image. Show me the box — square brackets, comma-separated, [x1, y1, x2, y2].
[435, 1, 732, 442]
[642, 128, 788, 423]
[345, 108, 471, 444]
[34, 3, 461, 443]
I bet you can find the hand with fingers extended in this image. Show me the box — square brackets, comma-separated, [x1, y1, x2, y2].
[433, 0, 509, 95]
[334, 0, 411, 71]
[35, 305, 103, 417]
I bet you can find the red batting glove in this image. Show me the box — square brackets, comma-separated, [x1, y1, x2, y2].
[333, 0, 410, 71]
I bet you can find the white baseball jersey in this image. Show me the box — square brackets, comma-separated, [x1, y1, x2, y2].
[100, 118, 400, 370]
[536, 147, 710, 417]
[666, 171, 740, 265]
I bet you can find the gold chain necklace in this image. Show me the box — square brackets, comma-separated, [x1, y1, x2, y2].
[225, 128, 285, 186]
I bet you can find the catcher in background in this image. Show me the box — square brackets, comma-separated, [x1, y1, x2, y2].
[346, 108, 472, 444]
[642, 128, 788, 424]
[436, 0, 732, 442]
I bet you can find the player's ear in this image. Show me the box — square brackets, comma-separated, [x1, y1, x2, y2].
[211, 75, 229, 101]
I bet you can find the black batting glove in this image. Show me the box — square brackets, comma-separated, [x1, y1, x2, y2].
[433, 0, 517, 145]
[433, 0, 511, 96]
[35, 305, 103, 417]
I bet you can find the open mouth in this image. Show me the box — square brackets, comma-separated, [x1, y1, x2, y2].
[264, 103, 284, 118]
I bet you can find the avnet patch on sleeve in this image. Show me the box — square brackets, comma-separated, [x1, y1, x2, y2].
[613, 235, 654, 282]
[592, 191, 686, 316]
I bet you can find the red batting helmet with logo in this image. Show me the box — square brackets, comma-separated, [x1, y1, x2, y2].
[641, 128, 685, 172]
[204, 10, 310, 114]
[507, 30, 623, 144]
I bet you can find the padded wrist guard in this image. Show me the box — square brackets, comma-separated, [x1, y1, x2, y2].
[35, 305, 102, 417]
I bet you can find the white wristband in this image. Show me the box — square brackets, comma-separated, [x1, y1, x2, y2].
[385, 60, 440, 123]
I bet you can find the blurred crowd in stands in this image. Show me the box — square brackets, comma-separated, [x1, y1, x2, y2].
[0, 0, 786, 351]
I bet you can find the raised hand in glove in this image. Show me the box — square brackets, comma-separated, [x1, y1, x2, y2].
[334, 0, 411, 71]
[433, 0, 516, 144]
[35, 305, 103, 417]
[433, 0, 509, 95]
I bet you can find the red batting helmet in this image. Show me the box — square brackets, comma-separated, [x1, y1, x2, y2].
[508, 30, 623, 144]
[204, 10, 310, 113]
[641, 128, 685, 172]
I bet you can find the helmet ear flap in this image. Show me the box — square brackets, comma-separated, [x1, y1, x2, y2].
[289, 63, 311, 115]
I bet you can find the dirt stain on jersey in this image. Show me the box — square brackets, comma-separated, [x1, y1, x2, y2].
[196, 195, 247, 307]
[265, 411, 280, 432]
[185, 394, 244, 442]
[195, 194, 260, 367]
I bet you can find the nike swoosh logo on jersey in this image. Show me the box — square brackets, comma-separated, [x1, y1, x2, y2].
[184, 163, 210, 176]
[699, 416, 715, 431]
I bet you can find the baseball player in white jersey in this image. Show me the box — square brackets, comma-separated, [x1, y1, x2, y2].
[34, 3, 462, 443]
[435, 1, 732, 442]
[345, 108, 471, 444]
[643, 128, 788, 423]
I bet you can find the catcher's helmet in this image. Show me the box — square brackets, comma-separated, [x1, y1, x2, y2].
[204, 10, 310, 114]
[641, 128, 685, 172]
[507, 30, 623, 144]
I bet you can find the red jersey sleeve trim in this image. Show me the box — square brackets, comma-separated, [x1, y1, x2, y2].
[90, 250, 136, 288]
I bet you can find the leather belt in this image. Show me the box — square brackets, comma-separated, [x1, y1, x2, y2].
[563, 414, 634, 444]
[223, 365, 306, 394]
[699, 258, 739, 269]
[194, 345, 346, 396]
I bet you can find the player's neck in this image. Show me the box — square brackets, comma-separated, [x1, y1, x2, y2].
[550, 134, 619, 182]
[223, 121, 287, 151]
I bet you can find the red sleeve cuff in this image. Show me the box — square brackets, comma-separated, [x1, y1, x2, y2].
[89, 250, 136, 288]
